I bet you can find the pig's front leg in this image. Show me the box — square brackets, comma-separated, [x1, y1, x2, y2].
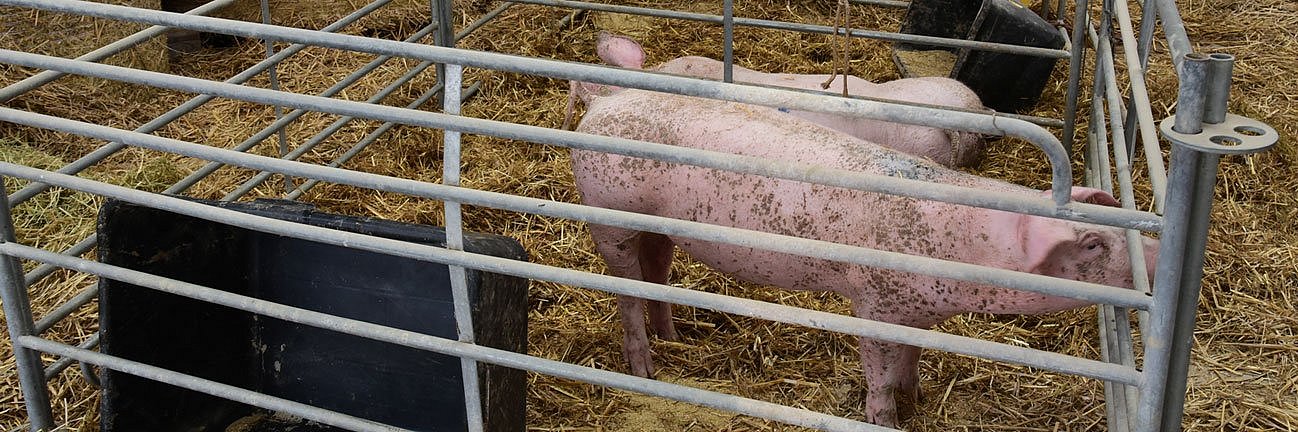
[859, 338, 922, 427]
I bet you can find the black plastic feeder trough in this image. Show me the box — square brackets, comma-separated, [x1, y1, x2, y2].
[894, 0, 1066, 113]
[96, 198, 529, 432]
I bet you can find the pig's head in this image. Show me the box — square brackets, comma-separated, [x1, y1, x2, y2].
[984, 187, 1159, 314]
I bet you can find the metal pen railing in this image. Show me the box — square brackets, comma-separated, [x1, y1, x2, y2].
[0, 0, 1279, 431]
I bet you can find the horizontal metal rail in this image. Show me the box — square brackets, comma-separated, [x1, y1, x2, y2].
[42, 333, 98, 380]
[0, 113, 1154, 311]
[4, 244, 894, 432]
[0, 163, 1147, 386]
[849, 0, 910, 8]
[0, 0, 1089, 207]
[0, 0, 237, 103]
[507, 0, 1069, 58]
[17, 336, 409, 432]
[0, 50, 1166, 232]
[4, 0, 397, 207]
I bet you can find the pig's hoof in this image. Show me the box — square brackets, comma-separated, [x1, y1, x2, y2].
[623, 347, 656, 378]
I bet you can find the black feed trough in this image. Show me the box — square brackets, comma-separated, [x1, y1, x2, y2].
[895, 0, 1066, 113]
[96, 198, 529, 432]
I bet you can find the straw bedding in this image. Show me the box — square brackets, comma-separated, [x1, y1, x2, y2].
[1, 0, 1295, 430]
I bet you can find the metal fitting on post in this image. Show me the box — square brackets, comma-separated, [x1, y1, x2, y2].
[1202, 53, 1234, 125]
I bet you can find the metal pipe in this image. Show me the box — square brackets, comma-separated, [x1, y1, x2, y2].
[226, 0, 510, 199]
[1157, 151, 1220, 431]
[43, 333, 99, 379]
[0, 51, 1122, 226]
[287, 82, 483, 200]
[440, 62, 486, 432]
[506, 0, 1069, 58]
[1136, 53, 1211, 430]
[19, 336, 410, 432]
[0, 177, 55, 430]
[849, 0, 909, 8]
[1153, 0, 1194, 68]
[34, 285, 97, 334]
[1112, 0, 1168, 212]
[7, 246, 896, 432]
[223, 24, 441, 200]
[722, 0, 734, 83]
[0, 0, 1083, 206]
[1135, 145, 1198, 432]
[0, 0, 238, 103]
[0, 116, 1157, 310]
[4, 0, 397, 207]
[25, 237, 93, 288]
[1061, 0, 1091, 154]
[1202, 53, 1234, 124]
[1172, 54, 1209, 134]
[258, 0, 292, 193]
[0, 164, 1148, 386]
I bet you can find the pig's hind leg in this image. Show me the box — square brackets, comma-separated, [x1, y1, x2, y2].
[590, 225, 677, 378]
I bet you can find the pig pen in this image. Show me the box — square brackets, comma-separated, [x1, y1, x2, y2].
[1, 0, 1293, 431]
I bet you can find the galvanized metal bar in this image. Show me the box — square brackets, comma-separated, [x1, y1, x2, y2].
[0, 0, 1085, 207]
[34, 285, 97, 334]
[226, 1, 509, 199]
[1136, 53, 1209, 432]
[505, 0, 1070, 58]
[222, 23, 440, 200]
[1152, 0, 1194, 68]
[1097, 305, 1132, 432]
[848, 0, 909, 8]
[17, 336, 410, 432]
[440, 62, 486, 432]
[5, 243, 895, 432]
[3, 0, 397, 207]
[1157, 151, 1219, 432]
[1061, 0, 1091, 153]
[0, 51, 1146, 231]
[722, 0, 734, 83]
[258, 0, 293, 193]
[1202, 53, 1234, 124]
[0, 163, 1147, 386]
[1112, 0, 1168, 212]
[1135, 0, 1159, 67]
[0, 112, 1156, 311]
[434, 0, 455, 90]
[0, 177, 54, 431]
[286, 81, 483, 200]
[43, 333, 99, 380]
[0, 0, 237, 103]
[1172, 54, 1209, 134]
[24, 237, 93, 288]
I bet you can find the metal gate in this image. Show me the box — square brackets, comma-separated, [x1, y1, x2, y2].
[0, 0, 1278, 430]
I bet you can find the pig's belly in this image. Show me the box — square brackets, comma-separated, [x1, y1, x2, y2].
[669, 237, 850, 294]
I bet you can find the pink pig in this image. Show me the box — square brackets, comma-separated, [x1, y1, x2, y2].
[568, 85, 1158, 427]
[570, 31, 987, 168]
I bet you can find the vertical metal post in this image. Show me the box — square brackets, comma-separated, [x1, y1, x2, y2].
[1155, 52, 1235, 432]
[441, 63, 485, 432]
[259, 0, 291, 194]
[722, 0, 734, 83]
[1061, 0, 1090, 152]
[0, 176, 55, 431]
[1135, 53, 1207, 432]
[434, 0, 455, 89]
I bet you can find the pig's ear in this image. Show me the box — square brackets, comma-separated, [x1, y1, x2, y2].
[1039, 187, 1121, 207]
[596, 31, 646, 69]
